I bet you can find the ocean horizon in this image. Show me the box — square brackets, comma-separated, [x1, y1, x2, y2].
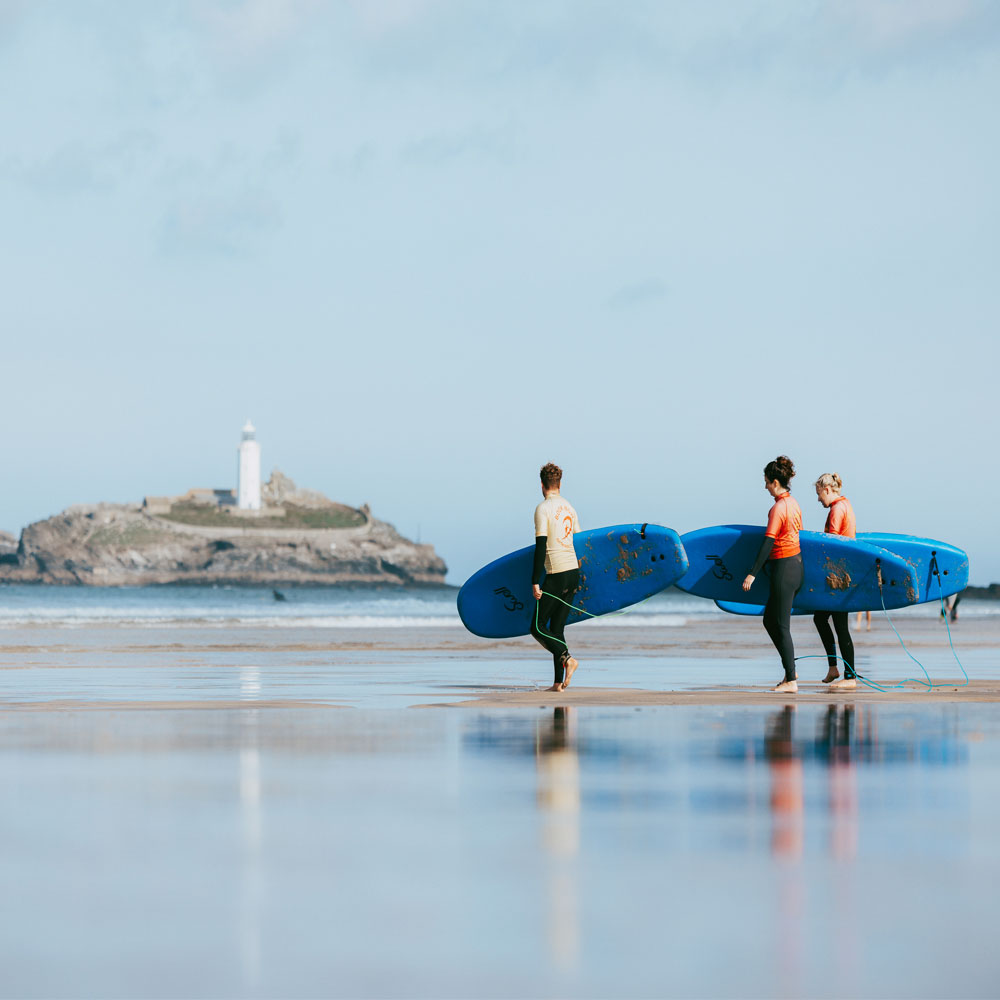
[0, 583, 992, 629]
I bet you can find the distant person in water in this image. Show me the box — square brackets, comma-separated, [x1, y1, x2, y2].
[530, 463, 581, 692]
[743, 456, 803, 693]
[943, 592, 962, 622]
[813, 473, 858, 691]
[856, 610, 872, 631]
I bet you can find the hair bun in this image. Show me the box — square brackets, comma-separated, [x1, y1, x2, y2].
[764, 455, 795, 488]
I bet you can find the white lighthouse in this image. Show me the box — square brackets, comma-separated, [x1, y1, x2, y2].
[237, 420, 261, 510]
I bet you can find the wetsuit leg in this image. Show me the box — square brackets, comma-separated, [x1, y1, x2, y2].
[813, 612, 837, 670]
[529, 569, 580, 685]
[832, 611, 855, 678]
[762, 554, 803, 683]
[529, 591, 559, 654]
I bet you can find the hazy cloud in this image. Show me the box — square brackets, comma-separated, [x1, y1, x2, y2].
[346, 0, 439, 36]
[343, 1, 1000, 96]
[196, 0, 323, 60]
[160, 189, 282, 257]
[1, 145, 109, 195]
[186, 0, 326, 95]
[328, 141, 378, 178]
[399, 125, 513, 167]
[0, 131, 155, 196]
[605, 278, 667, 310]
[0, 0, 28, 39]
[835, 0, 984, 46]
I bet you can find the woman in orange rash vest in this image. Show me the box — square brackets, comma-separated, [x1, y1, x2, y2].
[813, 473, 858, 690]
[742, 456, 803, 693]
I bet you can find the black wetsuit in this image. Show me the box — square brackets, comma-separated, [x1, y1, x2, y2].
[530, 536, 579, 685]
[750, 537, 803, 683]
[813, 612, 855, 678]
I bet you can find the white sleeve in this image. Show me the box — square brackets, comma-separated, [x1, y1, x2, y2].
[533, 504, 547, 538]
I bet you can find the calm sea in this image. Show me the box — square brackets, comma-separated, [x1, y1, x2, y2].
[0, 584, 990, 628]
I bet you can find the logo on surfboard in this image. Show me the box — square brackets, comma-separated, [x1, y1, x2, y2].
[493, 586, 524, 612]
[706, 554, 733, 581]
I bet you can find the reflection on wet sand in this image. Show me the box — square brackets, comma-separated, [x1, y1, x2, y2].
[535, 707, 580, 969]
[816, 704, 863, 975]
[762, 704, 887, 860]
[817, 705, 863, 861]
[0, 693, 990, 998]
[239, 674, 262, 993]
[765, 706, 804, 859]
[764, 705, 865, 996]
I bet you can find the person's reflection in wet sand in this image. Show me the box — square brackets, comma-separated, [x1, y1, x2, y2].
[765, 706, 804, 859]
[535, 707, 580, 969]
[817, 705, 859, 861]
[764, 706, 805, 996]
[816, 704, 866, 988]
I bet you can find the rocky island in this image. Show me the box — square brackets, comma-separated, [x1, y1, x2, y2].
[0, 471, 447, 587]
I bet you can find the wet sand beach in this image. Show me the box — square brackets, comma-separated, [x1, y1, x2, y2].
[1, 610, 998, 998]
[1, 611, 995, 709]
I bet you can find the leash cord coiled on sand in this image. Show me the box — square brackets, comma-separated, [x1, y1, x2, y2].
[868, 567, 969, 691]
[795, 560, 968, 692]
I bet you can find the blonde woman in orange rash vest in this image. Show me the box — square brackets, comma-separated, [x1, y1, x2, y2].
[742, 456, 804, 693]
[814, 473, 858, 691]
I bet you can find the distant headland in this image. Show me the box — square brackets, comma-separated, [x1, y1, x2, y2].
[0, 470, 446, 587]
[0, 423, 447, 587]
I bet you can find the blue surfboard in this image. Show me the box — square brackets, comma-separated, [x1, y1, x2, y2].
[714, 531, 969, 616]
[457, 523, 688, 639]
[714, 599, 827, 616]
[857, 533, 968, 602]
[677, 524, 919, 613]
[715, 600, 778, 616]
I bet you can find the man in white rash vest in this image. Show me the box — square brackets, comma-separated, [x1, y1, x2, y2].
[530, 462, 581, 692]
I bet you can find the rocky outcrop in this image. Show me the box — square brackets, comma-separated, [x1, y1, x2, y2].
[260, 468, 332, 509]
[0, 493, 447, 587]
[0, 531, 17, 562]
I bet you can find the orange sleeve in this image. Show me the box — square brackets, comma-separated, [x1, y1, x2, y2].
[764, 501, 785, 539]
[827, 503, 846, 536]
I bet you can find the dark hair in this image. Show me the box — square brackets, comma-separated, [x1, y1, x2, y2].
[764, 455, 795, 489]
[539, 462, 563, 490]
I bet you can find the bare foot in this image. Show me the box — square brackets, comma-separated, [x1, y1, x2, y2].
[822, 667, 840, 683]
[561, 657, 578, 690]
[772, 679, 798, 693]
[545, 683, 564, 692]
[829, 677, 857, 691]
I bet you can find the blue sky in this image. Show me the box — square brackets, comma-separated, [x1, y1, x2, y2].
[1, 0, 998, 584]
